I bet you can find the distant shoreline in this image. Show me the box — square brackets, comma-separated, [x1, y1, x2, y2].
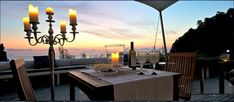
[5, 48, 106, 61]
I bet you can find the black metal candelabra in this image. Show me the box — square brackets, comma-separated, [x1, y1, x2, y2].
[24, 12, 78, 101]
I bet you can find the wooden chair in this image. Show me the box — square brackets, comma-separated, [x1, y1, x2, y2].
[164, 52, 197, 101]
[10, 58, 37, 101]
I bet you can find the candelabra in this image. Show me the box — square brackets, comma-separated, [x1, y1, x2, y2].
[23, 5, 78, 101]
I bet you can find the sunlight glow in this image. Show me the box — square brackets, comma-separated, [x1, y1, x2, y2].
[0, 1, 233, 53]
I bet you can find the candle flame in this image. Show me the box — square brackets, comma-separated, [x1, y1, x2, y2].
[69, 9, 77, 16]
[69, 9, 77, 25]
[111, 52, 119, 64]
[23, 17, 30, 23]
[28, 4, 39, 22]
[28, 4, 38, 14]
[46, 7, 54, 14]
[60, 20, 67, 33]
[60, 21, 66, 25]
[22, 17, 31, 30]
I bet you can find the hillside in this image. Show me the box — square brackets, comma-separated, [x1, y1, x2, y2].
[170, 8, 234, 58]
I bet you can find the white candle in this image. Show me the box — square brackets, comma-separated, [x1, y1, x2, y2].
[69, 9, 77, 25]
[60, 21, 66, 33]
[23, 17, 31, 30]
[28, 4, 39, 23]
[46, 7, 54, 14]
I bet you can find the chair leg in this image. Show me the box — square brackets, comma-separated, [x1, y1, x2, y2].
[56, 74, 60, 85]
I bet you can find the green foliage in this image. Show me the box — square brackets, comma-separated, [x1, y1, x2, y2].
[171, 8, 234, 58]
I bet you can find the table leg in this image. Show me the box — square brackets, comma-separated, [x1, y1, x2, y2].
[219, 70, 224, 94]
[70, 83, 75, 101]
[173, 75, 180, 101]
[200, 66, 204, 94]
[205, 67, 210, 78]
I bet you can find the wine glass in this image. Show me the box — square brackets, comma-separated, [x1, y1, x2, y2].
[136, 51, 147, 75]
[148, 50, 160, 75]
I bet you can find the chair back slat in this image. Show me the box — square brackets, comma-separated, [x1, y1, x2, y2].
[165, 52, 196, 100]
[10, 58, 37, 101]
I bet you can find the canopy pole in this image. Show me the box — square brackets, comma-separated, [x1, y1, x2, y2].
[153, 14, 160, 50]
[159, 11, 167, 57]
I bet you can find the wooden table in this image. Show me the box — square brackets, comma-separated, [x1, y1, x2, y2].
[67, 67, 180, 101]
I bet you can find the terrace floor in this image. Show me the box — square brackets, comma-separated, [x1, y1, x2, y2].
[0, 77, 234, 101]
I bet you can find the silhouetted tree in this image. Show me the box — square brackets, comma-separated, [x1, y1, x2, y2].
[197, 20, 203, 28]
[171, 8, 234, 59]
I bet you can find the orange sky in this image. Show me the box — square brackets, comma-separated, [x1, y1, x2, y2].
[1, 1, 233, 51]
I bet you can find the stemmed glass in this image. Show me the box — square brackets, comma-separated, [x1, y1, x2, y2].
[136, 51, 147, 75]
[148, 50, 160, 75]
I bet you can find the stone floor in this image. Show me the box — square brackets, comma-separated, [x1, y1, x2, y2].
[190, 78, 234, 101]
[0, 77, 234, 101]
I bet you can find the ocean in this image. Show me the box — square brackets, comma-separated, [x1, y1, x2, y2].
[5, 48, 107, 61]
[4, 48, 164, 61]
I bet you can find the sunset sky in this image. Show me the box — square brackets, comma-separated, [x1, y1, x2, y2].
[0, 1, 233, 51]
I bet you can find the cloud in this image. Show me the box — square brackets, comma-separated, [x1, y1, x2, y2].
[127, 20, 156, 26]
[1, 1, 172, 47]
[78, 19, 94, 25]
[108, 28, 130, 34]
[14, 1, 150, 40]
[80, 28, 143, 40]
[72, 5, 146, 40]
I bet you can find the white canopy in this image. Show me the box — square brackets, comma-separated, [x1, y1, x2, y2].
[137, 0, 178, 12]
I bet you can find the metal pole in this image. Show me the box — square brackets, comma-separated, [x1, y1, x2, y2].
[49, 46, 55, 100]
[153, 15, 160, 50]
[159, 11, 167, 57]
[47, 14, 55, 100]
[0, 24, 1, 44]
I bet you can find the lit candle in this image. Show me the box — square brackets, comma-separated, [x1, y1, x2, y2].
[46, 7, 54, 14]
[22, 17, 31, 31]
[69, 9, 77, 25]
[28, 4, 39, 23]
[60, 21, 66, 33]
[111, 52, 119, 64]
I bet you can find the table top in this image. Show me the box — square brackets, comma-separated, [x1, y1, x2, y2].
[68, 66, 181, 101]
[68, 66, 179, 87]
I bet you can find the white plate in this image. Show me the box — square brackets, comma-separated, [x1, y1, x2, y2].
[101, 71, 118, 76]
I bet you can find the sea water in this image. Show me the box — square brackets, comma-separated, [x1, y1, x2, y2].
[5, 48, 106, 61]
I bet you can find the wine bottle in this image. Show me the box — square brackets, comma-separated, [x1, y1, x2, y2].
[128, 41, 136, 70]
